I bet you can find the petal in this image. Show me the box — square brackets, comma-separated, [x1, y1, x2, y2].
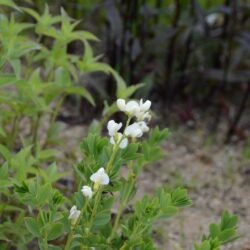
[70, 205, 77, 213]
[141, 100, 151, 112]
[119, 138, 128, 149]
[90, 172, 98, 182]
[107, 120, 116, 136]
[100, 173, 110, 185]
[138, 121, 149, 132]
[117, 122, 122, 131]
[98, 167, 105, 173]
[125, 123, 143, 137]
[117, 99, 126, 111]
[126, 101, 140, 115]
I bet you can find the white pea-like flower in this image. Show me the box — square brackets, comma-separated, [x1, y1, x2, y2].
[125, 123, 143, 138]
[90, 167, 109, 186]
[125, 100, 140, 115]
[117, 98, 151, 122]
[81, 185, 93, 199]
[117, 99, 140, 116]
[68, 205, 81, 225]
[137, 121, 149, 133]
[139, 99, 151, 112]
[107, 120, 122, 136]
[110, 132, 128, 149]
[135, 99, 151, 121]
[117, 99, 126, 112]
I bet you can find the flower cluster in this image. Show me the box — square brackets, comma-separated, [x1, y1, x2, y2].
[68, 167, 109, 224]
[117, 99, 151, 121]
[107, 120, 128, 149]
[107, 99, 151, 148]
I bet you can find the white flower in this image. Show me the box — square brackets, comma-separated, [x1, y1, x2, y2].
[125, 100, 140, 115]
[90, 167, 109, 186]
[68, 205, 81, 225]
[134, 99, 151, 121]
[139, 99, 151, 112]
[110, 132, 128, 149]
[117, 99, 140, 116]
[81, 185, 93, 199]
[136, 111, 151, 121]
[125, 123, 143, 138]
[107, 120, 122, 136]
[117, 99, 126, 112]
[117, 98, 151, 122]
[107, 121, 127, 149]
[137, 121, 149, 133]
[206, 13, 219, 26]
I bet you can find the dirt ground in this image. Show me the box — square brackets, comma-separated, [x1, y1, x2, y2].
[58, 116, 250, 250]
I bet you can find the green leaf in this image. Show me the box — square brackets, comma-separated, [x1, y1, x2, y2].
[73, 31, 99, 42]
[121, 143, 140, 161]
[14, 181, 29, 194]
[121, 83, 144, 99]
[22, 7, 40, 20]
[0, 127, 6, 137]
[209, 223, 220, 238]
[0, 144, 11, 163]
[37, 183, 52, 205]
[0, 180, 12, 189]
[9, 59, 21, 79]
[40, 163, 65, 184]
[36, 149, 59, 162]
[94, 210, 111, 226]
[171, 188, 192, 207]
[0, 163, 8, 179]
[65, 86, 95, 106]
[160, 206, 178, 217]
[148, 127, 170, 145]
[219, 228, 238, 244]
[54, 67, 71, 87]
[0, 73, 18, 87]
[200, 241, 211, 250]
[220, 210, 238, 230]
[0, 0, 19, 10]
[194, 211, 239, 249]
[47, 223, 64, 241]
[25, 218, 41, 238]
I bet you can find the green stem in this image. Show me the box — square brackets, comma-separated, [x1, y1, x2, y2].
[32, 112, 42, 155]
[8, 115, 19, 151]
[109, 178, 135, 241]
[109, 202, 125, 240]
[106, 145, 119, 173]
[65, 200, 89, 250]
[44, 231, 48, 250]
[38, 208, 48, 250]
[43, 94, 65, 148]
[87, 188, 102, 230]
[106, 116, 131, 173]
[120, 242, 128, 250]
[108, 116, 134, 241]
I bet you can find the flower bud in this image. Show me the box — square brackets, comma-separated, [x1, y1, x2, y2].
[81, 185, 93, 199]
[68, 205, 81, 225]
